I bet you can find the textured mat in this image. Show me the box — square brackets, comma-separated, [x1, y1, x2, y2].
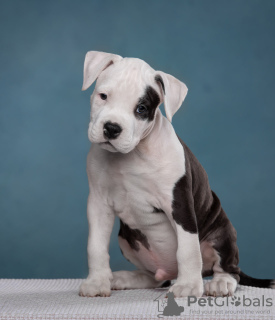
[0, 279, 274, 320]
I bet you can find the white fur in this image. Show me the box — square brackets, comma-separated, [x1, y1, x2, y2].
[79, 193, 115, 297]
[168, 223, 203, 297]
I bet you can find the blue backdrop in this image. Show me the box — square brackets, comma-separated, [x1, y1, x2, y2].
[0, 0, 274, 279]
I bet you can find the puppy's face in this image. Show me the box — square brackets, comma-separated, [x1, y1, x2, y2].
[83, 51, 188, 153]
[88, 59, 162, 153]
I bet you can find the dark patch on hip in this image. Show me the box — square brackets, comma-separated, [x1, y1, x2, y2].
[118, 219, 150, 251]
[134, 86, 160, 121]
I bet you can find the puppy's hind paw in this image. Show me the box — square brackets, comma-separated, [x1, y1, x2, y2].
[204, 274, 237, 297]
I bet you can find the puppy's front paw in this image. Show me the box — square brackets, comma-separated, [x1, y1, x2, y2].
[169, 277, 203, 298]
[79, 276, 111, 297]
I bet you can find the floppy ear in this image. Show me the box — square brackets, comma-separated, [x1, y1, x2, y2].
[155, 71, 188, 122]
[82, 51, 123, 91]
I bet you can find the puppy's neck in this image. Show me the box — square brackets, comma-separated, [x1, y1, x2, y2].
[136, 109, 174, 157]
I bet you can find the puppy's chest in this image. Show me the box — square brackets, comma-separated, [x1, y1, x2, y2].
[93, 145, 186, 228]
[102, 167, 169, 228]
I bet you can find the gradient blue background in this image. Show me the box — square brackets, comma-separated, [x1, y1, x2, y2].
[0, 0, 274, 279]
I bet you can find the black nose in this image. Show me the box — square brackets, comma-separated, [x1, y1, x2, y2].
[103, 122, 122, 140]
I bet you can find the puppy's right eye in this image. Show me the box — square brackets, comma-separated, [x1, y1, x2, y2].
[136, 105, 147, 114]
[99, 93, 107, 100]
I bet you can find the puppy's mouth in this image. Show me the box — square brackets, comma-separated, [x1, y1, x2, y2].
[99, 140, 117, 152]
[100, 141, 114, 147]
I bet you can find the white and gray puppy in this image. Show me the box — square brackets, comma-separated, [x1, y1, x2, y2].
[79, 51, 274, 298]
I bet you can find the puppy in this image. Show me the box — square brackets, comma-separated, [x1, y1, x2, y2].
[79, 51, 274, 298]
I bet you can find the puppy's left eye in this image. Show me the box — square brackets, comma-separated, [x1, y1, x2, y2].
[99, 93, 107, 100]
[136, 105, 147, 114]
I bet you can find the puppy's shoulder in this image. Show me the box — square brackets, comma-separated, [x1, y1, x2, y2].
[176, 135, 209, 185]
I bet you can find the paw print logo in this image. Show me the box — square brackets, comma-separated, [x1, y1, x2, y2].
[231, 296, 241, 307]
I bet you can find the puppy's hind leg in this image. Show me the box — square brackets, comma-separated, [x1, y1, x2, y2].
[203, 229, 240, 297]
[111, 270, 170, 290]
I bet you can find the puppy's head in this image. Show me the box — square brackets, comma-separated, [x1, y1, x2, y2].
[82, 51, 188, 153]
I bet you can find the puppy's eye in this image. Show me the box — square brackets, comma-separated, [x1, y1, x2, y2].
[99, 93, 107, 100]
[136, 105, 147, 114]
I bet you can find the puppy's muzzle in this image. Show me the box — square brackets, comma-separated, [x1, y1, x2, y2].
[103, 122, 122, 140]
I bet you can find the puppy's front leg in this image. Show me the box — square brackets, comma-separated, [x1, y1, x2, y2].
[79, 193, 115, 297]
[169, 222, 203, 297]
[168, 180, 203, 297]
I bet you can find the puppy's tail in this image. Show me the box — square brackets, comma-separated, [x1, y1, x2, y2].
[239, 271, 275, 289]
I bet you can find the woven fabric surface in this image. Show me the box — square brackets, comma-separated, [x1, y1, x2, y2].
[0, 279, 274, 320]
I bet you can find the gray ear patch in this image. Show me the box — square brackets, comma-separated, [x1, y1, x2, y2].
[155, 75, 165, 94]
